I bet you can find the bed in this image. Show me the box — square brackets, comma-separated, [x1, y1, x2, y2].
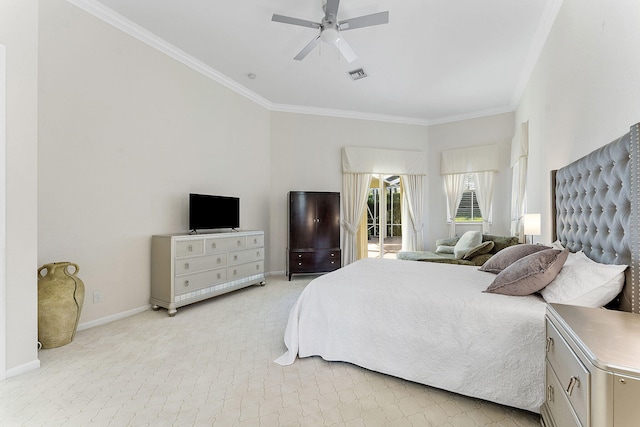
[275, 122, 640, 413]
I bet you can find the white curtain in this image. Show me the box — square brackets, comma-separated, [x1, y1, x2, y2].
[342, 147, 426, 262]
[341, 173, 372, 266]
[474, 171, 495, 234]
[401, 175, 425, 251]
[444, 173, 466, 238]
[510, 121, 529, 242]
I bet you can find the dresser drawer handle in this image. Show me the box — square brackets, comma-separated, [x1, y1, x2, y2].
[331, 253, 335, 257]
[298, 262, 302, 266]
[254, 238, 258, 244]
[212, 242, 216, 249]
[256, 264, 260, 270]
[184, 262, 190, 270]
[566, 376, 579, 396]
[546, 385, 554, 402]
[217, 273, 221, 279]
[256, 251, 261, 257]
[234, 255, 238, 261]
[217, 258, 222, 264]
[545, 337, 553, 352]
[330, 261, 335, 264]
[233, 269, 237, 276]
[184, 280, 190, 287]
[187, 244, 193, 252]
[237, 240, 241, 246]
[298, 254, 302, 258]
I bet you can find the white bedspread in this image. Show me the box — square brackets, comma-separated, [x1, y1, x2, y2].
[275, 258, 547, 413]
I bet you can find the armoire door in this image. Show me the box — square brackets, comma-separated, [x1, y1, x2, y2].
[289, 192, 316, 249]
[314, 193, 340, 249]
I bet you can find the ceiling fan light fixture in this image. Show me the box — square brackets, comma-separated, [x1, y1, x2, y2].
[320, 27, 340, 43]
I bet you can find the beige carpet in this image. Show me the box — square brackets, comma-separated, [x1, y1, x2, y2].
[0, 275, 540, 426]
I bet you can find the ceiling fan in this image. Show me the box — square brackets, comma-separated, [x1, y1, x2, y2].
[272, 0, 389, 63]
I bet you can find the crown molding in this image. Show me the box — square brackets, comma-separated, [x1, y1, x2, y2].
[270, 103, 432, 126]
[510, 0, 564, 108]
[427, 106, 515, 126]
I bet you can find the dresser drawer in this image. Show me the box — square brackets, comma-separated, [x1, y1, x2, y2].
[175, 268, 227, 295]
[545, 362, 581, 427]
[613, 374, 640, 426]
[317, 256, 340, 271]
[228, 248, 264, 266]
[289, 250, 341, 272]
[546, 320, 590, 426]
[174, 254, 226, 276]
[246, 234, 264, 249]
[205, 236, 246, 253]
[175, 240, 204, 258]
[228, 261, 264, 280]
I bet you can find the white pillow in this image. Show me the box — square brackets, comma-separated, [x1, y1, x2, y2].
[541, 252, 627, 307]
[550, 240, 565, 250]
[453, 231, 483, 259]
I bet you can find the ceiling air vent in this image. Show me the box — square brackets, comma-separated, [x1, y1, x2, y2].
[348, 68, 368, 81]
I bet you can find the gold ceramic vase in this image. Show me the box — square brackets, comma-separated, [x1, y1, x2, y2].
[37, 262, 85, 349]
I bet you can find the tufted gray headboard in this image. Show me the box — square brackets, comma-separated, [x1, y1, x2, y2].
[551, 122, 640, 313]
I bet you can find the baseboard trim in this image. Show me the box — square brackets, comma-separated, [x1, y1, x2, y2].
[5, 358, 41, 379]
[77, 305, 150, 331]
[266, 270, 285, 277]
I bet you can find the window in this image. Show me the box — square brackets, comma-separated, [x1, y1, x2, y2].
[455, 174, 483, 223]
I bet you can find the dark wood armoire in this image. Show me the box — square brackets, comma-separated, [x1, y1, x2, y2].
[287, 191, 341, 280]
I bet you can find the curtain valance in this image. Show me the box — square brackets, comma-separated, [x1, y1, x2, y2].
[342, 147, 427, 175]
[440, 144, 499, 175]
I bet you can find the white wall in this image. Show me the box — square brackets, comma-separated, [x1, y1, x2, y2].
[516, 0, 640, 242]
[269, 112, 430, 273]
[426, 113, 515, 248]
[37, 0, 271, 326]
[0, 0, 39, 375]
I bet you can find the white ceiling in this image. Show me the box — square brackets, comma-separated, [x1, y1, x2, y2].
[81, 0, 562, 125]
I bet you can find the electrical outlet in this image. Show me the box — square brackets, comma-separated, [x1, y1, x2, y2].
[93, 291, 103, 304]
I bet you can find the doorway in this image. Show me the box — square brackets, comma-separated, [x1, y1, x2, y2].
[367, 175, 402, 258]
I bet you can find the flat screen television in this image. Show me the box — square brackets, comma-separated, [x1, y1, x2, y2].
[189, 193, 240, 232]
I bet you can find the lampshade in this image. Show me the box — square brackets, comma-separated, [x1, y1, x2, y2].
[523, 213, 541, 236]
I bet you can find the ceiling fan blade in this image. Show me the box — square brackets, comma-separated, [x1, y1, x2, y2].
[272, 14, 321, 29]
[324, 0, 340, 21]
[339, 11, 389, 31]
[294, 34, 322, 61]
[335, 37, 357, 63]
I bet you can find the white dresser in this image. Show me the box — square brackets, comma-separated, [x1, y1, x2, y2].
[151, 230, 265, 316]
[541, 303, 640, 427]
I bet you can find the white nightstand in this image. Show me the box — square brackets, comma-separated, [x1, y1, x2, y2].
[541, 303, 640, 426]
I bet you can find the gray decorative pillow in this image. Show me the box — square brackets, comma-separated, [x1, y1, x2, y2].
[453, 231, 483, 259]
[436, 245, 455, 254]
[463, 241, 494, 260]
[479, 244, 551, 273]
[484, 249, 569, 296]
